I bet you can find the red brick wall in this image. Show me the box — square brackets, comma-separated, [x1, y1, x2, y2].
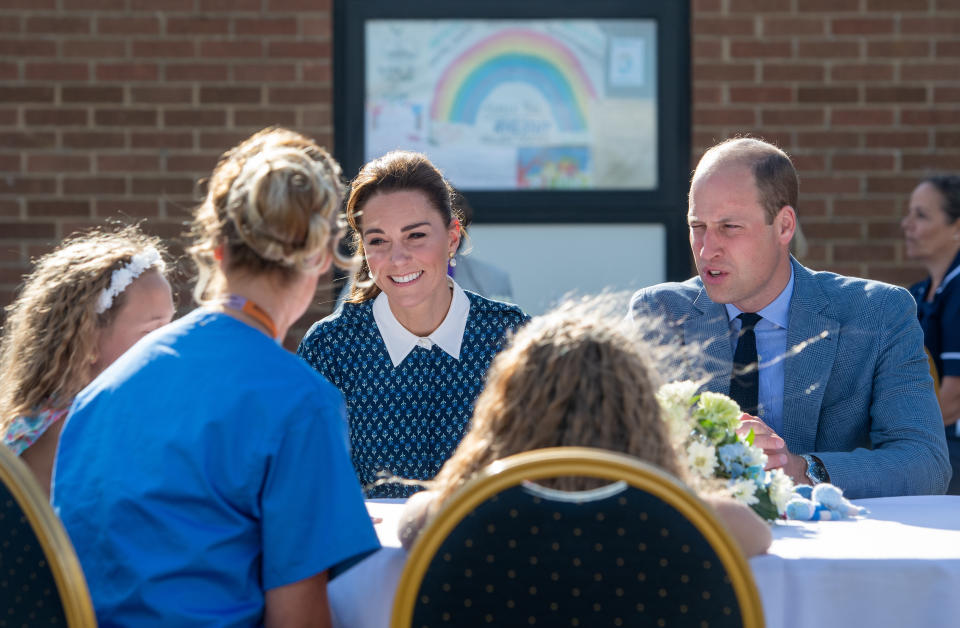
[0, 0, 336, 348]
[692, 0, 960, 286]
[2, 0, 960, 346]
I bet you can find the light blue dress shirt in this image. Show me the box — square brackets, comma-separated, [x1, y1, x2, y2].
[724, 266, 795, 434]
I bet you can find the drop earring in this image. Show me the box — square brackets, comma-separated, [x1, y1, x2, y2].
[448, 251, 457, 268]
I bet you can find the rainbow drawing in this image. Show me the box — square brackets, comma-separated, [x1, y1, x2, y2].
[431, 29, 597, 133]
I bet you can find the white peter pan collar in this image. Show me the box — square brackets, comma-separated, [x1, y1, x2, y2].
[372, 279, 470, 367]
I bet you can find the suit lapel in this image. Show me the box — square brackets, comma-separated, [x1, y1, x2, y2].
[684, 287, 733, 394]
[782, 261, 839, 452]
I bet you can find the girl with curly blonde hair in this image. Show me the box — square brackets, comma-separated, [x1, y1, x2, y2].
[0, 226, 173, 493]
[399, 299, 771, 557]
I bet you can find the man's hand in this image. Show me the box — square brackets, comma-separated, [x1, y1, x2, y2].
[737, 414, 811, 484]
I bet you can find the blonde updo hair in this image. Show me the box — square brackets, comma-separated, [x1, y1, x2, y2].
[0, 226, 167, 427]
[429, 298, 686, 509]
[189, 127, 349, 302]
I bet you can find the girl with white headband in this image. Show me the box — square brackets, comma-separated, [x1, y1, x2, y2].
[0, 226, 174, 493]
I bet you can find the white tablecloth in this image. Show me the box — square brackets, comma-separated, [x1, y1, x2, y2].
[329, 496, 960, 628]
[752, 495, 960, 628]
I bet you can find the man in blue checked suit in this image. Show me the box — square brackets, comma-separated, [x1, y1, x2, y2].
[631, 137, 950, 498]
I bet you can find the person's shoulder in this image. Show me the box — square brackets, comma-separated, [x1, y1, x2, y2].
[316, 300, 373, 329]
[299, 301, 373, 346]
[907, 276, 928, 300]
[630, 277, 704, 313]
[802, 265, 910, 301]
[465, 291, 528, 325]
[939, 262, 960, 301]
[798, 264, 916, 318]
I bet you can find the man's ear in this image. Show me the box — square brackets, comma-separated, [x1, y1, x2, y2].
[776, 205, 797, 245]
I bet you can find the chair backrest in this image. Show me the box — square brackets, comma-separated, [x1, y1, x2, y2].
[393, 447, 764, 628]
[0, 444, 96, 626]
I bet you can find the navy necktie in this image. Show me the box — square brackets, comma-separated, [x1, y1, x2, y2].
[730, 312, 762, 416]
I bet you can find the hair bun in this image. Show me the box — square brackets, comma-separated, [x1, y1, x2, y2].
[226, 145, 338, 269]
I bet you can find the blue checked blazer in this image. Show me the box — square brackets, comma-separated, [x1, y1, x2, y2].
[630, 258, 950, 498]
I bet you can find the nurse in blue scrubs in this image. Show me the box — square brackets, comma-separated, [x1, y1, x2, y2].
[53, 128, 379, 627]
[903, 175, 960, 494]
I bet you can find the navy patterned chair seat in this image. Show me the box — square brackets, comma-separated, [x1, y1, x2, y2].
[392, 447, 763, 628]
[0, 445, 95, 627]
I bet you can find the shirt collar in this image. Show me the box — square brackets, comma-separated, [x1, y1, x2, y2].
[372, 279, 471, 367]
[724, 264, 794, 329]
[937, 249, 960, 295]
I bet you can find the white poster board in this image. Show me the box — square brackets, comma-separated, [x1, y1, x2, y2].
[466, 223, 666, 314]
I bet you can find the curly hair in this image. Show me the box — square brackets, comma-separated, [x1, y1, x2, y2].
[343, 151, 462, 303]
[188, 126, 349, 303]
[0, 226, 167, 428]
[430, 297, 687, 508]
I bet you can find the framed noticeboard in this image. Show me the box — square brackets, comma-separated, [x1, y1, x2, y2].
[334, 1, 691, 281]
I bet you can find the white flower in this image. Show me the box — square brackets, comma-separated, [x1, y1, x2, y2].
[661, 405, 693, 442]
[656, 381, 698, 442]
[656, 381, 700, 408]
[694, 391, 742, 432]
[686, 441, 717, 478]
[742, 442, 768, 470]
[767, 469, 795, 515]
[728, 478, 760, 506]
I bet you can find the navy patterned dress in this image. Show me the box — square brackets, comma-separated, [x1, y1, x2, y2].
[298, 292, 527, 497]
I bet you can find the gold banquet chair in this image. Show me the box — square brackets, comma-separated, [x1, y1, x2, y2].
[0, 444, 96, 626]
[393, 447, 764, 628]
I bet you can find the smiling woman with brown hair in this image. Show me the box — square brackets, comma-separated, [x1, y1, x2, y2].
[298, 150, 528, 498]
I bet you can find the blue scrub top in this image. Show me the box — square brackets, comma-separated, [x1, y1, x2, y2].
[53, 309, 379, 627]
[910, 249, 960, 382]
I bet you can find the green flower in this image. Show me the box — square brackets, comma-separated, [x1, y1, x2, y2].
[693, 392, 742, 433]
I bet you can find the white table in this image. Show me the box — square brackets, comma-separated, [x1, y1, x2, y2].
[329, 496, 960, 628]
[752, 495, 960, 628]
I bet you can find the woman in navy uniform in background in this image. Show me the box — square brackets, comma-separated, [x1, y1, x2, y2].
[903, 175, 960, 494]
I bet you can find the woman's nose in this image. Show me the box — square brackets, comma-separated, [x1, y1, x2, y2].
[390, 243, 411, 262]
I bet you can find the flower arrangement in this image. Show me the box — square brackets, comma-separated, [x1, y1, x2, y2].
[656, 381, 864, 522]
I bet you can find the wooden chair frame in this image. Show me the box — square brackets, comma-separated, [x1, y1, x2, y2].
[0, 445, 96, 626]
[392, 446, 764, 628]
